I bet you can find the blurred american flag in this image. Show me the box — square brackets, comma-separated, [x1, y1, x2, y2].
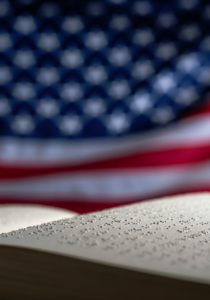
[0, 0, 210, 213]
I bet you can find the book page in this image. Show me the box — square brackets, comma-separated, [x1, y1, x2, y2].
[1, 193, 210, 284]
[0, 204, 77, 233]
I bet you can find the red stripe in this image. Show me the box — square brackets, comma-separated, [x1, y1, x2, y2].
[0, 187, 210, 213]
[0, 199, 133, 214]
[1, 142, 210, 179]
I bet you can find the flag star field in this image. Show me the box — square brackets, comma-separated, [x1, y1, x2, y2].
[0, 0, 210, 213]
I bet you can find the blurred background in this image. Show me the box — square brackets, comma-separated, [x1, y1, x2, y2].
[0, 0, 210, 214]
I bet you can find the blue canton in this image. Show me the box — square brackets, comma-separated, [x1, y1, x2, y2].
[0, 0, 210, 138]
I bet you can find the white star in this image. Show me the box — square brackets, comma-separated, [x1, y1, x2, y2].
[180, 0, 197, 10]
[175, 87, 198, 105]
[14, 16, 36, 34]
[38, 33, 60, 51]
[109, 47, 131, 66]
[12, 115, 34, 134]
[13, 50, 35, 69]
[61, 50, 83, 68]
[62, 17, 83, 33]
[110, 15, 130, 30]
[85, 31, 107, 50]
[0, 34, 12, 51]
[133, 29, 154, 46]
[177, 53, 200, 73]
[201, 36, 210, 51]
[13, 83, 35, 100]
[0, 0, 10, 17]
[179, 24, 200, 41]
[37, 99, 59, 117]
[84, 98, 105, 116]
[155, 43, 177, 60]
[59, 115, 82, 135]
[37, 68, 59, 86]
[132, 60, 153, 79]
[151, 107, 174, 124]
[0, 67, 11, 84]
[85, 66, 107, 85]
[153, 72, 176, 93]
[61, 83, 83, 101]
[197, 68, 210, 85]
[132, 1, 152, 15]
[130, 93, 152, 113]
[109, 80, 130, 99]
[106, 111, 129, 133]
[0, 98, 10, 116]
[157, 13, 176, 27]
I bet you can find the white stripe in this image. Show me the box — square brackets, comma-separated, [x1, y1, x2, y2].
[0, 161, 210, 200]
[0, 114, 210, 165]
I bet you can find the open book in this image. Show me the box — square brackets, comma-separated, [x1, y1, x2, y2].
[1, 193, 210, 299]
[0, 204, 78, 233]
